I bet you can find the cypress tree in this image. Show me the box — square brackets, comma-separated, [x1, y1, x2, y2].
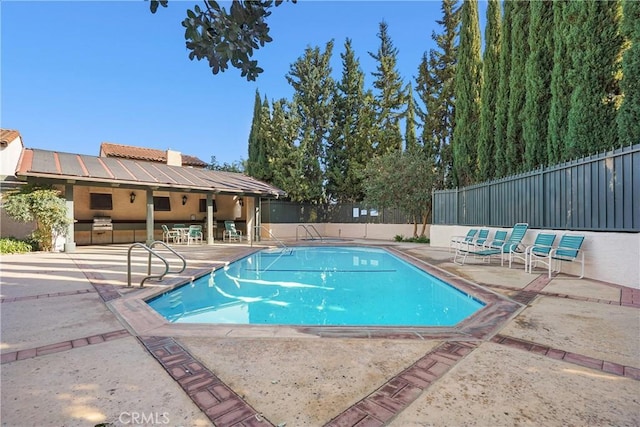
[369, 21, 405, 154]
[452, 0, 482, 187]
[617, 0, 640, 147]
[547, 0, 572, 164]
[493, 0, 513, 178]
[523, 0, 554, 170]
[246, 89, 262, 177]
[566, 0, 624, 157]
[477, 0, 501, 181]
[415, 0, 460, 189]
[269, 99, 300, 195]
[505, 0, 529, 174]
[404, 84, 418, 152]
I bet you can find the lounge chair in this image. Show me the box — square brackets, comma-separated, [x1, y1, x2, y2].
[187, 225, 203, 245]
[161, 224, 180, 244]
[485, 230, 507, 250]
[223, 221, 242, 242]
[509, 232, 556, 271]
[473, 229, 491, 248]
[449, 228, 478, 253]
[529, 234, 585, 278]
[454, 223, 529, 266]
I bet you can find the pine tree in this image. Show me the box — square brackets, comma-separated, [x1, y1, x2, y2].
[505, 0, 530, 174]
[476, 0, 501, 181]
[523, 0, 554, 170]
[566, 0, 624, 157]
[617, 0, 640, 147]
[547, 0, 572, 164]
[369, 21, 405, 154]
[493, 0, 513, 178]
[326, 38, 371, 202]
[452, 0, 482, 187]
[416, 0, 460, 189]
[286, 40, 335, 203]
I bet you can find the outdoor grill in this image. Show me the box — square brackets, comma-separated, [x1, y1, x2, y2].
[92, 217, 113, 232]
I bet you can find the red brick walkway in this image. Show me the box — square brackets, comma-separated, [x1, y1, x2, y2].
[139, 336, 271, 427]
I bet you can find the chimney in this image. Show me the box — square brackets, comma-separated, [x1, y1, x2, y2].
[166, 149, 182, 167]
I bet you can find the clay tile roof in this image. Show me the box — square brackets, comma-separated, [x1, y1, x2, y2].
[99, 142, 207, 168]
[0, 129, 22, 145]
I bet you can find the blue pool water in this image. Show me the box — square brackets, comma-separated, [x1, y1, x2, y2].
[148, 246, 484, 326]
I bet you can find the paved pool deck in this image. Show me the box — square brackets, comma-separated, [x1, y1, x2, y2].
[1, 241, 638, 426]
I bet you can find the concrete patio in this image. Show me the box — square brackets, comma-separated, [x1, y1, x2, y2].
[1, 242, 638, 426]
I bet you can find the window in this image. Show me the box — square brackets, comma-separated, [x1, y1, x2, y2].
[90, 193, 113, 210]
[199, 199, 217, 213]
[153, 196, 171, 211]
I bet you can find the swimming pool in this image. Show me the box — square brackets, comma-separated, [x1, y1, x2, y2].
[148, 246, 484, 327]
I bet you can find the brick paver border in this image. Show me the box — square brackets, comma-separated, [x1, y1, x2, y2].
[0, 329, 130, 364]
[325, 341, 478, 426]
[139, 336, 272, 427]
[491, 334, 640, 380]
[0, 288, 96, 303]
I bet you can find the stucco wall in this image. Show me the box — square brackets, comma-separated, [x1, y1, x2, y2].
[261, 223, 427, 241]
[431, 225, 640, 289]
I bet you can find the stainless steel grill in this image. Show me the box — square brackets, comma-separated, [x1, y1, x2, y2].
[92, 217, 113, 231]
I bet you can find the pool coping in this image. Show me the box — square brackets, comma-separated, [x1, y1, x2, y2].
[109, 243, 525, 341]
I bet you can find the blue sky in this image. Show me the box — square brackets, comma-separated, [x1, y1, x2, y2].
[2, 1, 486, 166]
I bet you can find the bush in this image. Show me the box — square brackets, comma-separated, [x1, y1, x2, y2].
[0, 237, 34, 254]
[393, 235, 430, 244]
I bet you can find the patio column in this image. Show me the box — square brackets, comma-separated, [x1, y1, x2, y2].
[63, 183, 76, 253]
[146, 189, 154, 245]
[206, 193, 214, 245]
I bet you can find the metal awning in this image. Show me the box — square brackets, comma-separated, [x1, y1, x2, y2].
[16, 148, 286, 197]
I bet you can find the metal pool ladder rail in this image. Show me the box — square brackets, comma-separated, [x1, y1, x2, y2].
[296, 224, 324, 242]
[253, 225, 288, 249]
[127, 241, 187, 287]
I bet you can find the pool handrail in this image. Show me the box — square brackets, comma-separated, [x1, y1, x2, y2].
[127, 241, 186, 287]
[296, 224, 324, 242]
[253, 225, 288, 249]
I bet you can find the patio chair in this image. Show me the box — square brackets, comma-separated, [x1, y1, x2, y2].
[454, 223, 529, 266]
[484, 230, 508, 250]
[529, 234, 585, 278]
[472, 229, 491, 248]
[187, 225, 203, 245]
[223, 221, 242, 242]
[161, 224, 180, 244]
[449, 228, 478, 253]
[509, 232, 556, 271]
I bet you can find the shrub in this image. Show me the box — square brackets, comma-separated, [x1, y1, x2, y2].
[394, 234, 405, 242]
[0, 237, 33, 254]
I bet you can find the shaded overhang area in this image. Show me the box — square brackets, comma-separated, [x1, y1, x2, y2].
[15, 148, 286, 250]
[16, 148, 286, 197]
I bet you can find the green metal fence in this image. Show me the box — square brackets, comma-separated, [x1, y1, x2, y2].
[432, 143, 640, 231]
[260, 200, 412, 224]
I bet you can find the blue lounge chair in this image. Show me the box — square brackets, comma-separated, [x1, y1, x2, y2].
[529, 234, 585, 278]
[454, 223, 529, 266]
[509, 232, 556, 271]
[472, 229, 491, 249]
[450, 228, 478, 253]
